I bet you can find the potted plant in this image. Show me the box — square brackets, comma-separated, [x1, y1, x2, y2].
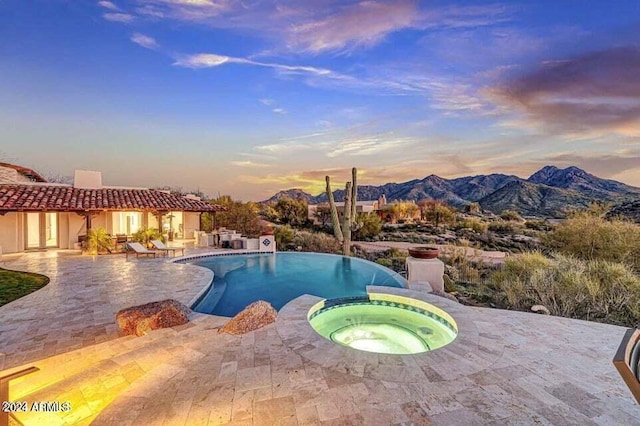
[408, 246, 440, 259]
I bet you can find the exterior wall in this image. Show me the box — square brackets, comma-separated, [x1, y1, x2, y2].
[68, 213, 86, 244]
[183, 212, 200, 239]
[0, 213, 20, 253]
[147, 212, 158, 231]
[0, 166, 33, 184]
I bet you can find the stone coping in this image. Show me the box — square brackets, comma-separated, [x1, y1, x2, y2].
[275, 286, 504, 383]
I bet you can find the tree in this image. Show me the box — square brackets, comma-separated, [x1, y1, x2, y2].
[274, 197, 308, 226]
[209, 196, 262, 237]
[353, 213, 382, 240]
[387, 201, 420, 223]
[418, 199, 456, 226]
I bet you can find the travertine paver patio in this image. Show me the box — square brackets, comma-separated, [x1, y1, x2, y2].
[1, 249, 639, 425]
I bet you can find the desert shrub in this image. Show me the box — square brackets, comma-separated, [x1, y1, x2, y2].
[500, 210, 523, 221]
[525, 219, 550, 231]
[492, 252, 640, 326]
[353, 213, 383, 240]
[274, 225, 295, 250]
[375, 258, 393, 268]
[292, 231, 341, 254]
[454, 218, 488, 234]
[543, 212, 640, 270]
[86, 227, 113, 255]
[488, 221, 517, 234]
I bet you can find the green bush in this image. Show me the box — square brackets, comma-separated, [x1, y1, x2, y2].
[543, 212, 640, 270]
[132, 227, 165, 248]
[492, 252, 640, 326]
[86, 227, 113, 255]
[353, 213, 383, 240]
[274, 225, 295, 250]
[292, 231, 341, 254]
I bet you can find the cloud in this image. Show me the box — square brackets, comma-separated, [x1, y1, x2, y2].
[489, 46, 640, 137]
[272, 108, 286, 114]
[98, 1, 119, 10]
[327, 135, 417, 158]
[103, 12, 135, 23]
[259, 98, 274, 106]
[173, 52, 332, 76]
[288, 0, 419, 53]
[230, 160, 270, 168]
[128, 1, 511, 55]
[130, 33, 159, 49]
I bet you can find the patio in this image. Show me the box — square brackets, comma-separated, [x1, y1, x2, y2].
[0, 249, 639, 425]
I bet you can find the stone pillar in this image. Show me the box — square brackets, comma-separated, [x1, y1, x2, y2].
[405, 257, 445, 293]
[259, 235, 276, 252]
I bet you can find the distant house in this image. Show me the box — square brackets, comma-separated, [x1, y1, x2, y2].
[308, 195, 387, 225]
[0, 164, 223, 254]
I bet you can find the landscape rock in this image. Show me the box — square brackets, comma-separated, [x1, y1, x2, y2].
[432, 291, 459, 303]
[219, 300, 277, 335]
[531, 304, 551, 315]
[116, 299, 191, 336]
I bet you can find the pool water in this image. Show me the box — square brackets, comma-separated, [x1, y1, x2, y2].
[192, 253, 406, 317]
[308, 295, 458, 354]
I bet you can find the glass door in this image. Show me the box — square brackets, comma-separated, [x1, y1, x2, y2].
[45, 213, 58, 247]
[26, 213, 41, 249]
[25, 212, 59, 249]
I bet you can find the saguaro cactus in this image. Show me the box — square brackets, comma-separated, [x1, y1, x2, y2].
[326, 167, 359, 256]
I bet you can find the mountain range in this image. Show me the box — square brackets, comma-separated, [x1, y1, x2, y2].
[264, 166, 640, 217]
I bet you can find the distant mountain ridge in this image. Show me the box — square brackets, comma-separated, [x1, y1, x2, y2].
[263, 165, 640, 217]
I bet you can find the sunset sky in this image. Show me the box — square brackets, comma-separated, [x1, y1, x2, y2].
[1, 1, 639, 200]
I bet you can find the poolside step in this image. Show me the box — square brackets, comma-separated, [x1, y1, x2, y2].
[193, 277, 227, 314]
[6, 327, 188, 425]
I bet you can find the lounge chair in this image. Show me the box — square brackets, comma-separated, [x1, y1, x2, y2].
[126, 242, 158, 259]
[151, 240, 185, 257]
[613, 328, 640, 404]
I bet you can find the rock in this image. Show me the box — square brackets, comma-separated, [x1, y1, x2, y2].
[432, 291, 459, 303]
[531, 304, 550, 315]
[116, 299, 191, 336]
[219, 301, 277, 335]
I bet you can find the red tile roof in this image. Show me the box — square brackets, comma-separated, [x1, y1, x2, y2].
[0, 162, 47, 182]
[0, 185, 225, 212]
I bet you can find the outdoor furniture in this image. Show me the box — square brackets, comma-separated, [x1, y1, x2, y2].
[126, 242, 158, 259]
[151, 240, 185, 257]
[613, 328, 640, 404]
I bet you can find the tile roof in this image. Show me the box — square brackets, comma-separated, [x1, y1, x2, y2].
[0, 185, 225, 212]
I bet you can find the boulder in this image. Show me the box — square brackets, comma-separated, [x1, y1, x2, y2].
[219, 301, 277, 335]
[531, 304, 550, 315]
[116, 299, 191, 336]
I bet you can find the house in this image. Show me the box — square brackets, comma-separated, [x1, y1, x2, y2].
[308, 195, 387, 225]
[0, 164, 224, 254]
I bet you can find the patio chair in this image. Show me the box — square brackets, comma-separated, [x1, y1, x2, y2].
[613, 328, 640, 404]
[126, 242, 158, 259]
[151, 240, 185, 257]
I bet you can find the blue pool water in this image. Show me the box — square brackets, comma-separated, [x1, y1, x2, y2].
[191, 252, 406, 317]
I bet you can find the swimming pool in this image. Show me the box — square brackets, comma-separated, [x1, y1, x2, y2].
[191, 252, 406, 317]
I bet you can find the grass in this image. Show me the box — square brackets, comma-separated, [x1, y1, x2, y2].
[0, 267, 50, 307]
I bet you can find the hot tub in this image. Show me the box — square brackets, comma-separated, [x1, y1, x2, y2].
[308, 293, 457, 355]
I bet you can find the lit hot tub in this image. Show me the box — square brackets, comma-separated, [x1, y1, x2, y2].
[308, 293, 457, 355]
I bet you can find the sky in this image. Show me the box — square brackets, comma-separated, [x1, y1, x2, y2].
[1, 1, 639, 200]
